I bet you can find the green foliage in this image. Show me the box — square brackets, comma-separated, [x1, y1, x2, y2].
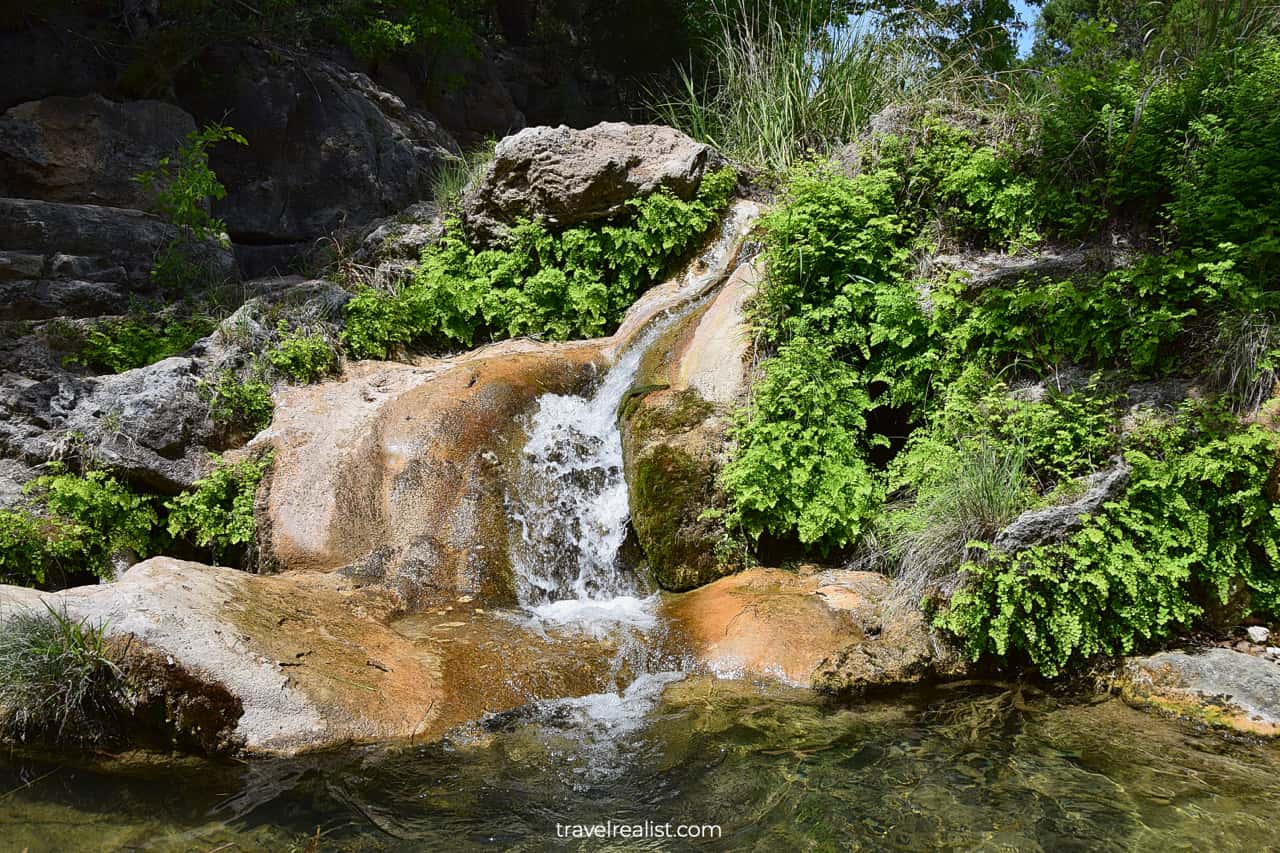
[135, 123, 246, 241]
[937, 412, 1280, 676]
[337, 0, 480, 62]
[266, 324, 338, 384]
[65, 316, 214, 374]
[0, 605, 122, 745]
[0, 468, 162, 588]
[200, 365, 274, 434]
[430, 140, 496, 211]
[342, 167, 737, 359]
[166, 454, 272, 563]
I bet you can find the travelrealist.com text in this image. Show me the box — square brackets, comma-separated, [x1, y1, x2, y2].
[555, 820, 722, 840]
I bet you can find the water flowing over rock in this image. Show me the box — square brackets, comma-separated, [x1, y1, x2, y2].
[463, 122, 722, 243]
[0, 94, 196, 209]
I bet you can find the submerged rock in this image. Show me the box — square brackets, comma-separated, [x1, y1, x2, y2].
[1118, 648, 1280, 737]
[463, 122, 721, 243]
[662, 567, 963, 691]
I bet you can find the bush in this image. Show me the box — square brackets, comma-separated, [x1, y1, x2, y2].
[0, 468, 162, 588]
[166, 453, 272, 564]
[200, 366, 274, 435]
[936, 411, 1280, 676]
[266, 324, 339, 384]
[0, 605, 122, 744]
[66, 316, 214, 374]
[342, 166, 737, 359]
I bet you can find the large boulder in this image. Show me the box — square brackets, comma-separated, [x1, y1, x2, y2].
[260, 344, 601, 609]
[0, 94, 195, 209]
[0, 558, 440, 754]
[662, 567, 964, 690]
[993, 462, 1131, 552]
[173, 45, 459, 255]
[1117, 648, 1280, 737]
[0, 197, 235, 320]
[621, 255, 761, 591]
[463, 122, 721, 243]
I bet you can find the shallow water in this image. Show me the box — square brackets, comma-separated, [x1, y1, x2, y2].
[2, 679, 1277, 852]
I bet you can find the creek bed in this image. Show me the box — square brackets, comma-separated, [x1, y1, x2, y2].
[1, 677, 1277, 851]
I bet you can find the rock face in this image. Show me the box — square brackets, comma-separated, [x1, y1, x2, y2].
[0, 557, 441, 754]
[621, 257, 760, 591]
[173, 45, 459, 252]
[463, 122, 720, 242]
[0, 94, 196, 209]
[662, 567, 964, 689]
[0, 197, 235, 320]
[1118, 648, 1280, 737]
[993, 462, 1131, 552]
[261, 344, 601, 609]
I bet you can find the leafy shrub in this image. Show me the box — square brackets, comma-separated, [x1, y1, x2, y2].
[266, 324, 338, 384]
[0, 605, 122, 744]
[0, 468, 161, 588]
[200, 366, 274, 435]
[936, 412, 1280, 676]
[166, 453, 272, 563]
[342, 167, 737, 359]
[66, 316, 214, 374]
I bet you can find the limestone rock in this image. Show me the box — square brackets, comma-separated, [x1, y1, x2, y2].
[0, 94, 195, 209]
[463, 122, 721, 243]
[620, 258, 759, 591]
[0, 197, 235, 320]
[993, 462, 1131, 552]
[1117, 648, 1280, 737]
[0, 557, 440, 754]
[662, 567, 963, 690]
[173, 45, 459, 248]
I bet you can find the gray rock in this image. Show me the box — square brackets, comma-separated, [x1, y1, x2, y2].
[173, 45, 459, 245]
[1247, 625, 1271, 644]
[0, 94, 195, 209]
[994, 462, 1131, 552]
[1119, 648, 1280, 736]
[463, 122, 721, 243]
[0, 197, 235, 319]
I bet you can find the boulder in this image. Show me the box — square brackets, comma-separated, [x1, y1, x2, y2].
[993, 462, 1131, 552]
[463, 122, 721, 243]
[662, 567, 964, 690]
[0, 197, 235, 319]
[173, 45, 459, 249]
[0, 94, 195, 209]
[260, 344, 601, 609]
[621, 257, 760, 591]
[1117, 648, 1280, 737]
[0, 557, 441, 754]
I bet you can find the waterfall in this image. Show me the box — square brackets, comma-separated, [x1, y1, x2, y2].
[506, 318, 672, 609]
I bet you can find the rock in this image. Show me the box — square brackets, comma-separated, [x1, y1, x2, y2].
[620, 257, 761, 591]
[260, 345, 600, 609]
[1247, 625, 1271, 644]
[173, 45, 459, 248]
[0, 355, 219, 493]
[463, 122, 721, 243]
[0, 197, 235, 319]
[339, 201, 446, 290]
[0, 557, 440, 754]
[0, 94, 196, 209]
[1267, 646, 1280, 660]
[1118, 648, 1280, 737]
[993, 462, 1131, 552]
[662, 567, 963, 690]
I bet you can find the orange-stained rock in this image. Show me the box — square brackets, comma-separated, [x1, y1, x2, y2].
[662, 567, 963, 690]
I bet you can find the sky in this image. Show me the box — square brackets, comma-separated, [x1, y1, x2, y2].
[1013, 0, 1040, 56]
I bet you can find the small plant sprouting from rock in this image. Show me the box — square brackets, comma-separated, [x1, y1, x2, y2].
[65, 315, 215, 374]
[134, 122, 246, 290]
[166, 453, 273, 565]
[200, 363, 274, 436]
[0, 604, 122, 745]
[266, 322, 339, 384]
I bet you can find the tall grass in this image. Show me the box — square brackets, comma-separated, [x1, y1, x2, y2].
[1210, 310, 1280, 414]
[0, 604, 122, 743]
[430, 140, 496, 212]
[650, 0, 972, 172]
